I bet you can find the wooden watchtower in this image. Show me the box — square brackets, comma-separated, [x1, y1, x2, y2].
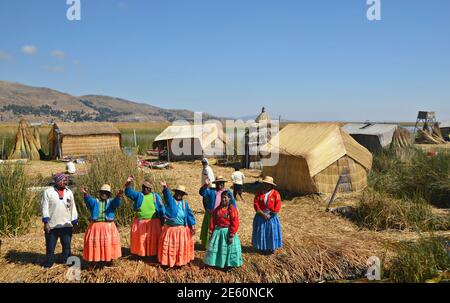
[414, 111, 436, 135]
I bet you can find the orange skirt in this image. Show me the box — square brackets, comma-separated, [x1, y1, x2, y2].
[130, 218, 162, 257]
[83, 222, 122, 262]
[158, 225, 194, 267]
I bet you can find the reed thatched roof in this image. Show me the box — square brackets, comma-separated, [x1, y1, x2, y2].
[153, 122, 226, 148]
[262, 123, 372, 177]
[54, 122, 121, 136]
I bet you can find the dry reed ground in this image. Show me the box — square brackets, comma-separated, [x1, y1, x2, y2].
[1, 161, 448, 282]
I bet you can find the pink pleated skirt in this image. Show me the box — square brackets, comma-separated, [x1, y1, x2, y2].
[130, 218, 162, 257]
[83, 222, 122, 262]
[158, 225, 194, 267]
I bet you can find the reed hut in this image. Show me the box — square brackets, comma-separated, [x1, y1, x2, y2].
[152, 122, 226, 161]
[48, 122, 122, 159]
[261, 123, 373, 194]
[341, 123, 398, 152]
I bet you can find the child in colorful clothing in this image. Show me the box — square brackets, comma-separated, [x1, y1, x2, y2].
[252, 176, 283, 254]
[125, 176, 165, 257]
[158, 181, 196, 267]
[199, 176, 237, 249]
[204, 190, 242, 269]
[81, 184, 122, 264]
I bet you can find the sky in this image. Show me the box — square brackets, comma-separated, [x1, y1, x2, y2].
[0, 0, 449, 122]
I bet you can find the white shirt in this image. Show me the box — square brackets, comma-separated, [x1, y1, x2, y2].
[66, 161, 76, 174]
[201, 165, 216, 188]
[41, 187, 78, 229]
[231, 171, 245, 185]
[201, 165, 215, 187]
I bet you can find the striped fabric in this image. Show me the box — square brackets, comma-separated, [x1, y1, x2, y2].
[97, 200, 106, 222]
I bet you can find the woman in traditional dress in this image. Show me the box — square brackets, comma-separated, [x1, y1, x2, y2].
[158, 181, 196, 267]
[125, 176, 164, 257]
[199, 176, 237, 249]
[204, 190, 242, 269]
[81, 184, 122, 264]
[251, 176, 283, 254]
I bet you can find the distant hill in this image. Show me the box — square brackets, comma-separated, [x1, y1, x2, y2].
[0, 81, 217, 123]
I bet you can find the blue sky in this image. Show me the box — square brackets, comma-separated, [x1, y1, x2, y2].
[0, 0, 449, 121]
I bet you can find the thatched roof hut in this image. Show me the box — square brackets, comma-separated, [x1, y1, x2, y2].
[47, 122, 122, 159]
[261, 123, 373, 194]
[341, 123, 398, 152]
[152, 122, 226, 161]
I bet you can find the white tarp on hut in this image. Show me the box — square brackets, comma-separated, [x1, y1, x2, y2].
[341, 123, 398, 152]
[153, 122, 226, 161]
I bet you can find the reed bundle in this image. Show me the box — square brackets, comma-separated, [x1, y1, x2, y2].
[8, 119, 41, 160]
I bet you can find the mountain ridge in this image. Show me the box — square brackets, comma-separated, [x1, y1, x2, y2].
[0, 80, 217, 123]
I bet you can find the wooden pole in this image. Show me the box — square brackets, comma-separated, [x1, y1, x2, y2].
[133, 129, 137, 147]
[326, 175, 344, 212]
[167, 139, 170, 162]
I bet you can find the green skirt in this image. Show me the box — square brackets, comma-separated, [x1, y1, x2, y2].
[200, 212, 211, 249]
[204, 227, 243, 269]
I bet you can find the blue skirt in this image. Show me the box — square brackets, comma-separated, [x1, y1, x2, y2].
[252, 213, 283, 251]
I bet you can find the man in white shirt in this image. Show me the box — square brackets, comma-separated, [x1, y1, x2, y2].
[66, 160, 76, 174]
[41, 173, 78, 268]
[231, 166, 245, 202]
[201, 158, 215, 188]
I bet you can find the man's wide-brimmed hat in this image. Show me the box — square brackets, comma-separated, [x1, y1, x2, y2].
[99, 184, 112, 193]
[213, 176, 227, 183]
[142, 180, 153, 189]
[261, 176, 276, 186]
[174, 185, 188, 195]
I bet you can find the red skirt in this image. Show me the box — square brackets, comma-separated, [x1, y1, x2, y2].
[158, 225, 194, 267]
[83, 222, 122, 262]
[130, 218, 162, 257]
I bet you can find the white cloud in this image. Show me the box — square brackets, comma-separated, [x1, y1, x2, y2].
[73, 59, 80, 65]
[51, 50, 65, 59]
[0, 50, 12, 61]
[42, 65, 65, 73]
[21, 45, 38, 55]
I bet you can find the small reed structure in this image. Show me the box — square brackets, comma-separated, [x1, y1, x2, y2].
[8, 119, 41, 160]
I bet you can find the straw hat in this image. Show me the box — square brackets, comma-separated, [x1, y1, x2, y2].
[174, 185, 188, 195]
[142, 180, 153, 189]
[99, 184, 112, 193]
[261, 176, 276, 186]
[213, 176, 227, 183]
